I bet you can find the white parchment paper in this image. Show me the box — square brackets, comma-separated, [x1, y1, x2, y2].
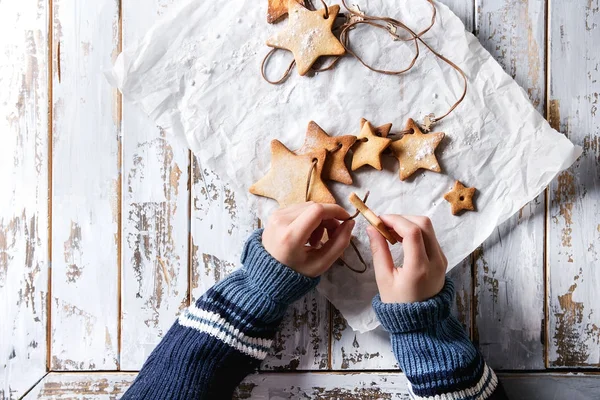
[107, 0, 582, 332]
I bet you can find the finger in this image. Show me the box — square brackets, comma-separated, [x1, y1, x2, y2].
[401, 216, 443, 263]
[380, 215, 428, 265]
[366, 225, 395, 284]
[290, 203, 351, 245]
[309, 219, 355, 270]
[308, 225, 325, 247]
[320, 218, 341, 240]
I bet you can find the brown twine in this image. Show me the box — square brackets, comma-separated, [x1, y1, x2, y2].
[261, 0, 468, 124]
[303, 149, 369, 274]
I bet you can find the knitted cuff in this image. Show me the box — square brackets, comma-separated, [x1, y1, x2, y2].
[372, 278, 454, 333]
[240, 229, 320, 305]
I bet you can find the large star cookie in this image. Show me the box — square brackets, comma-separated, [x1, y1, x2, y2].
[266, 0, 345, 76]
[296, 121, 357, 185]
[267, 0, 304, 23]
[351, 120, 392, 171]
[390, 118, 445, 180]
[444, 181, 476, 215]
[250, 139, 335, 207]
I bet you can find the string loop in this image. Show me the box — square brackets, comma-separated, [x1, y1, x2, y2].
[261, 0, 467, 122]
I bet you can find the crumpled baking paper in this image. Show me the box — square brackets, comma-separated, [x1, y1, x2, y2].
[107, 0, 582, 332]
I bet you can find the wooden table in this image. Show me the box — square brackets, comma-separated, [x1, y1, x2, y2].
[1, 0, 599, 398]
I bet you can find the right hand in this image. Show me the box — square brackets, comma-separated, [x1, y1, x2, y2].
[262, 202, 355, 278]
[366, 215, 448, 304]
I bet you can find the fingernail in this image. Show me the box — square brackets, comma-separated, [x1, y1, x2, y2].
[366, 225, 374, 240]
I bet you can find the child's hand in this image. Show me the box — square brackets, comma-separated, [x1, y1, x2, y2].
[262, 202, 356, 278]
[367, 215, 447, 304]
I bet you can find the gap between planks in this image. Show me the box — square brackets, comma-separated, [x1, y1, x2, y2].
[543, 0, 551, 370]
[116, 0, 124, 371]
[46, 0, 54, 374]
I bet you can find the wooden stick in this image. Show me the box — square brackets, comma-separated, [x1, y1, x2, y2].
[348, 192, 397, 244]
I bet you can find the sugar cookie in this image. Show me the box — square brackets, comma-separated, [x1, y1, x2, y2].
[250, 139, 335, 207]
[297, 121, 357, 185]
[444, 181, 476, 215]
[351, 120, 392, 171]
[266, 0, 345, 76]
[390, 118, 444, 180]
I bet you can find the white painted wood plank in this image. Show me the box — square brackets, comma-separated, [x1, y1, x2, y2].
[547, 0, 600, 368]
[190, 159, 330, 370]
[0, 0, 49, 396]
[120, 0, 190, 370]
[474, 0, 546, 369]
[51, 0, 120, 370]
[441, 0, 475, 32]
[24, 372, 600, 399]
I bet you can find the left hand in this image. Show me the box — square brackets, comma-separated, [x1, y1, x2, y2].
[262, 202, 355, 277]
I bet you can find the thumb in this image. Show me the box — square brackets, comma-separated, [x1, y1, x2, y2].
[367, 226, 394, 285]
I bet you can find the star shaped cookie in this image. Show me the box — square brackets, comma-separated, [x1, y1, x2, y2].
[266, 0, 345, 76]
[390, 118, 445, 180]
[444, 181, 476, 215]
[250, 139, 335, 207]
[360, 118, 392, 138]
[351, 120, 392, 171]
[267, 0, 304, 23]
[296, 121, 357, 185]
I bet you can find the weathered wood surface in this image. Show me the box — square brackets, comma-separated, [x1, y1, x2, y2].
[120, 0, 191, 370]
[0, 0, 49, 397]
[547, 0, 600, 368]
[474, 0, 546, 369]
[23, 372, 600, 399]
[50, 0, 121, 370]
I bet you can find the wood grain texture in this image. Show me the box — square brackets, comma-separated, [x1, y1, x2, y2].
[120, 0, 190, 370]
[51, 0, 120, 370]
[0, 0, 49, 396]
[23, 372, 600, 399]
[441, 0, 475, 32]
[473, 0, 546, 369]
[328, 0, 477, 370]
[547, 0, 600, 368]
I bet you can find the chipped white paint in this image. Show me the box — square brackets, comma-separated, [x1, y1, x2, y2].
[547, 0, 600, 368]
[51, 0, 120, 370]
[0, 0, 49, 396]
[24, 372, 600, 399]
[120, 0, 190, 370]
[474, 0, 546, 369]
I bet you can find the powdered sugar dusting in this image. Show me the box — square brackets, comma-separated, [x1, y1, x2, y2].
[414, 144, 434, 160]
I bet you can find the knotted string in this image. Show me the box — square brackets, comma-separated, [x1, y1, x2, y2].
[261, 0, 468, 125]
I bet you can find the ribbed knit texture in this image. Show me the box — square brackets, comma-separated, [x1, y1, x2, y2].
[121, 229, 318, 400]
[373, 278, 508, 400]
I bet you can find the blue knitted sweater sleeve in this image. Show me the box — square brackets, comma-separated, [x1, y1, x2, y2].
[373, 278, 508, 400]
[121, 229, 319, 400]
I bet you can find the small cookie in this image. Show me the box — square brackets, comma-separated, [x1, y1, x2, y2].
[267, 0, 304, 23]
[351, 120, 392, 171]
[266, 0, 345, 76]
[360, 118, 392, 138]
[349, 192, 397, 244]
[390, 118, 445, 181]
[250, 139, 335, 207]
[296, 121, 357, 185]
[444, 181, 476, 215]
